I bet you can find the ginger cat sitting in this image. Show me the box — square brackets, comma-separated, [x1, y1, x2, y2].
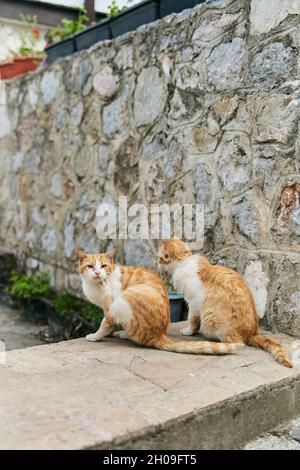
[77, 249, 243, 355]
[158, 238, 292, 368]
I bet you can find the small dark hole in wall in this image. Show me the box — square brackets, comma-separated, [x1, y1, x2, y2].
[232, 408, 241, 419]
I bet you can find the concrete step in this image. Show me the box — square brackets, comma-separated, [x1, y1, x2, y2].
[1, 321, 300, 449]
[244, 416, 300, 449]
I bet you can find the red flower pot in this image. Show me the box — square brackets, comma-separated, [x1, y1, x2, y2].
[0, 56, 41, 80]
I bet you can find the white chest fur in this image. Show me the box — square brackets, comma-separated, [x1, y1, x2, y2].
[172, 255, 206, 314]
[82, 266, 122, 308]
[109, 266, 122, 299]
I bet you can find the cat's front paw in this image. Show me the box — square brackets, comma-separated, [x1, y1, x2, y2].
[114, 330, 129, 340]
[180, 326, 194, 336]
[86, 333, 100, 342]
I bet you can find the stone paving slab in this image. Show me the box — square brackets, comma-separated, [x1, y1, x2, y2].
[1, 322, 300, 450]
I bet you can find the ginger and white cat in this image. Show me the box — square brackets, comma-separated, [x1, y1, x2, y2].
[77, 249, 243, 355]
[158, 238, 292, 368]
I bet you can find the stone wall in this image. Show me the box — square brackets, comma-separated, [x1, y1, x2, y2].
[0, 0, 299, 335]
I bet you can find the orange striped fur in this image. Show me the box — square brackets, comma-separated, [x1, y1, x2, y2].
[158, 238, 292, 368]
[77, 250, 242, 355]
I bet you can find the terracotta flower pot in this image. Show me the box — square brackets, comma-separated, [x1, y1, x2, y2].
[0, 56, 41, 80]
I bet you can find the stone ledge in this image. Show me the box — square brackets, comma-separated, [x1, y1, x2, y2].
[1, 321, 300, 450]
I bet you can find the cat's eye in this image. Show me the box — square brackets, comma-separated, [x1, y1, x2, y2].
[165, 254, 169, 259]
[101, 264, 107, 269]
[86, 264, 94, 269]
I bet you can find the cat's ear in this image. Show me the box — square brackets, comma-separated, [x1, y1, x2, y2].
[159, 240, 167, 246]
[172, 235, 179, 241]
[106, 248, 116, 261]
[76, 250, 87, 262]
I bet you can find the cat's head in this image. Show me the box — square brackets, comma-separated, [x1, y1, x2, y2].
[76, 249, 116, 285]
[157, 237, 192, 272]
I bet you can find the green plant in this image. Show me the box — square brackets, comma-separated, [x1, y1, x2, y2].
[4, 269, 108, 329]
[6, 272, 54, 300]
[53, 292, 103, 328]
[61, 7, 89, 36]
[47, 7, 89, 43]
[53, 293, 83, 317]
[81, 302, 103, 327]
[107, 0, 127, 18]
[17, 13, 46, 59]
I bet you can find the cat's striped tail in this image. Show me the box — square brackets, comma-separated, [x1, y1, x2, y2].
[247, 335, 293, 368]
[154, 335, 244, 355]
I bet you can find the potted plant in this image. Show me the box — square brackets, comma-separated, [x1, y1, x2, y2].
[45, 8, 89, 64]
[74, 0, 127, 52]
[110, 0, 160, 39]
[0, 57, 41, 81]
[0, 16, 46, 80]
[44, 0, 206, 63]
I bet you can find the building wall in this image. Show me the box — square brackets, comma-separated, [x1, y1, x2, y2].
[0, 0, 300, 335]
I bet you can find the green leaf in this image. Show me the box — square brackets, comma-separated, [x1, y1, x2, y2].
[7, 272, 54, 300]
